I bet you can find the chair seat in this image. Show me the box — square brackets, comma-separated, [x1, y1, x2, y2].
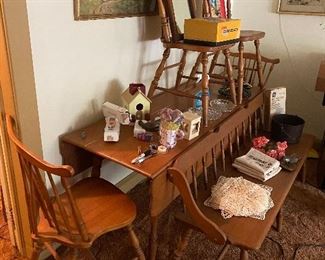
[163, 41, 235, 53]
[38, 177, 136, 246]
[240, 30, 265, 42]
[175, 173, 274, 250]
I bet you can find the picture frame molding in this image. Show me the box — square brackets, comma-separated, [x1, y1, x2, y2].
[277, 0, 325, 16]
[74, 0, 157, 21]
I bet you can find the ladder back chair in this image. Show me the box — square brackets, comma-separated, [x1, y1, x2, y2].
[209, 51, 280, 88]
[5, 115, 145, 260]
[148, 0, 237, 127]
[166, 99, 283, 259]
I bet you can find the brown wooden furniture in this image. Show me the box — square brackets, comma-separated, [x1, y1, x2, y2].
[59, 88, 314, 259]
[5, 115, 145, 260]
[167, 131, 314, 260]
[209, 51, 280, 88]
[148, 0, 236, 127]
[199, 0, 266, 104]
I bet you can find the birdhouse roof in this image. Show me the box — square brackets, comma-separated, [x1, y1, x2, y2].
[121, 88, 152, 104]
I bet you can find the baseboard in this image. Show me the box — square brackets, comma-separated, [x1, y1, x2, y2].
[116, 172, 147, 193]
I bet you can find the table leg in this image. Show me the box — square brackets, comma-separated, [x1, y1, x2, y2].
[276, 208, 283, 232]
[240, 249, 249, 260]
[149, 215, 159, 260]
[300, 161, 307, 184]
[91, 156, 103, 178]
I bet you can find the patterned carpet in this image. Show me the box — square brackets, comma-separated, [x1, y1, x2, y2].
[1, 173, 324, 259]
[84, 179, 325, 260]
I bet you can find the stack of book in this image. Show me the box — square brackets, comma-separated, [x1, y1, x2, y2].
[232, 148, 282, 182]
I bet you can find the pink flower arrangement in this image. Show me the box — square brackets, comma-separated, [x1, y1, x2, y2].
[252, 136, 288, 160]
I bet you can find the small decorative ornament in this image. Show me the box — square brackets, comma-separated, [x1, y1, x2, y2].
[159, 108, 184, 149]
[104, 116, 120, 142]
[182, 111, 201, 140]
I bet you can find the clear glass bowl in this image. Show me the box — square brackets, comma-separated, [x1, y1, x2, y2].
[209, 99, 235, 113]
[188, 107, 222, 121]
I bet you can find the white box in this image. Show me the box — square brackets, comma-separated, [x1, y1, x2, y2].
[104, 116, 120, 142]
[102, 102, 130, 125]
[264, 87, 286, 131]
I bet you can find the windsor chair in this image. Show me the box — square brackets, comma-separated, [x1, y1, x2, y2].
[209, 51, 280, 89]
[148, 0, 237, 127]
[6, 115, 145, 260]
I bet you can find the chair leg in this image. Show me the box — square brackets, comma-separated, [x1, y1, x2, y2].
[208, 51, 220, 75]
[148, 48, 171, 98]
[217, 242, 230, 260]
[240, 248, 249, 260]
[175, 50, 188, 89]
[186, 53, 203, 88]
[223, 48, 237, 105]
[173, 228, 192, 260]
[254, 39, 264, 89]
[201, 52, 209, 127]
[237, 41, 244, 105]
[43, 242, 61, 260]
[127, 224, 145, 260]
[31, 242, 42, 260]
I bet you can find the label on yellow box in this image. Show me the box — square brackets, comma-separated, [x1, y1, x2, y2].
[184, 18, 241, 46]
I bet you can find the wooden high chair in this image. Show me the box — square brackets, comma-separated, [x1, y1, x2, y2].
[148, 0, 237, 127]
[6, 115, 145, 260]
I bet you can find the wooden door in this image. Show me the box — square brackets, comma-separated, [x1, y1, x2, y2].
[0, 0, 32, 257]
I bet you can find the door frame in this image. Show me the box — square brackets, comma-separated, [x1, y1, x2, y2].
[0, 0, 33, 256]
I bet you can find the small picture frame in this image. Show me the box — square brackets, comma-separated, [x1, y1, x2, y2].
[277, 0, 325, 16]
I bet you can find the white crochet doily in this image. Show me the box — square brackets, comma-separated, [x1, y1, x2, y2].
[204, 176, 274, 220]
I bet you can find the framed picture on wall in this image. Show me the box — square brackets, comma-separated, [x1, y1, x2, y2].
[74, 0, 157, 20]
[277, 0, 325, 16]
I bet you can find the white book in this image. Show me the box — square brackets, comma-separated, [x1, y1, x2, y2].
[232, 162, 282, 182]
[234, 148, 280, 176]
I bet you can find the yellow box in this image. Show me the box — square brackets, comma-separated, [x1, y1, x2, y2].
[184, 18, 241, 46]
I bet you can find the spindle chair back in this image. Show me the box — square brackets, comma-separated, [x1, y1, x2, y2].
[209, 52, 280, 88]
[167, 97, 266, 259]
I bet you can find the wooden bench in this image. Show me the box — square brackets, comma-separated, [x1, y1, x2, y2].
[166, 98, 314, 259]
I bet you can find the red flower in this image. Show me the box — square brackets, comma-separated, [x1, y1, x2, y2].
[252, 136, 270, 149]
[276, 141, 288, 152]
[277, 151, 286, 160]
[266, 149, 278, 159]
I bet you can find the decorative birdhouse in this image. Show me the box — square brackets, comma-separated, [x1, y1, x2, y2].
[182, 111, 201, 140]
[122, 85, 151, 121]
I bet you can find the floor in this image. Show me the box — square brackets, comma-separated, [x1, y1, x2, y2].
[0, 159, 324, 259]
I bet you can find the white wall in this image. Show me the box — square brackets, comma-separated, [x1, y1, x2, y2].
[233, 0, 325, 138]
[24, 0, 325, 184]
[26, 0, 165, 183]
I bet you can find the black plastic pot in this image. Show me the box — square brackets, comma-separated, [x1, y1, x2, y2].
[271, 114, 305, 144]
